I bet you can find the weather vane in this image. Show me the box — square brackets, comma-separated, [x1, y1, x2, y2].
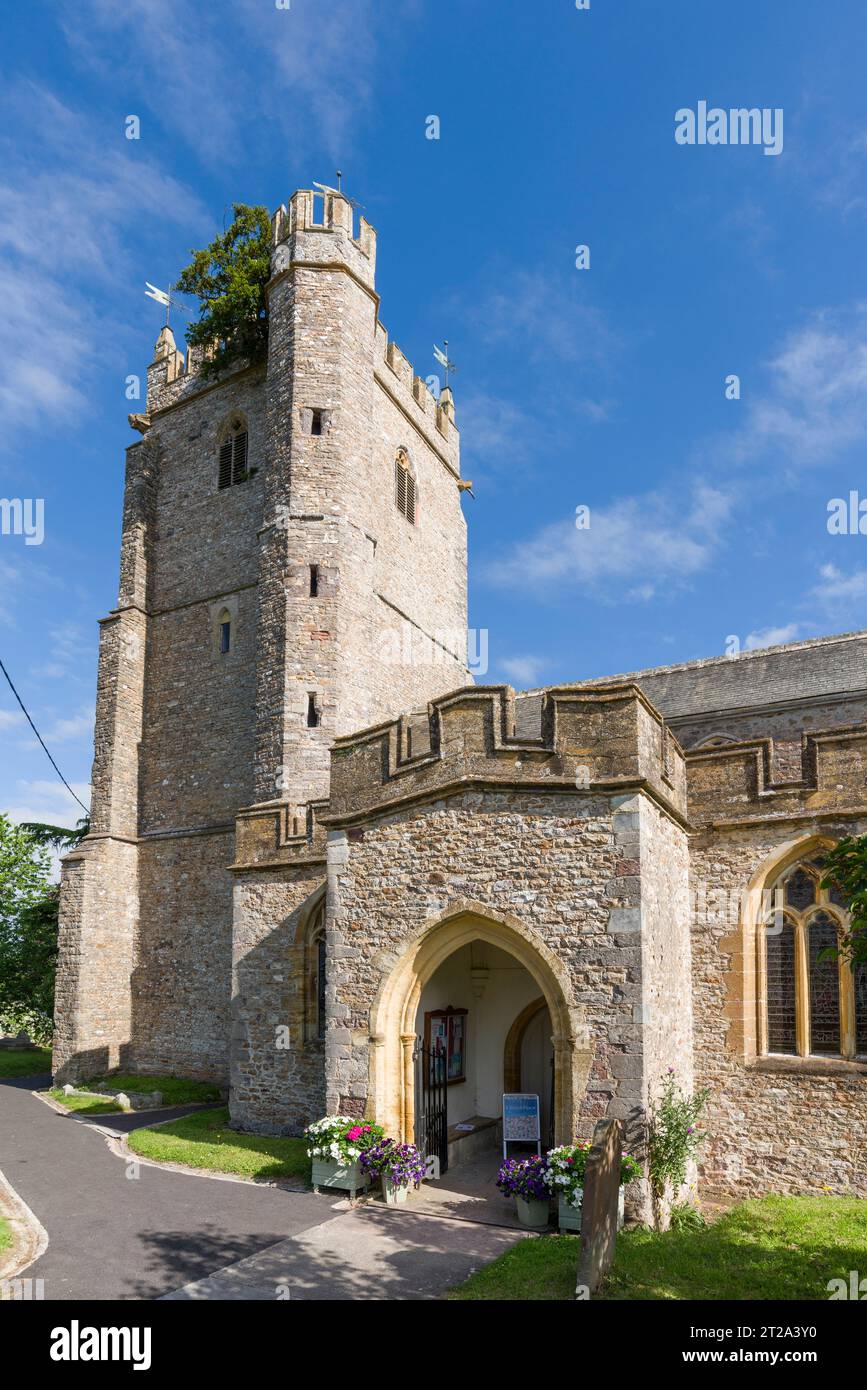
[434, 340, 457, 389]
[144, 281, 189, 328]
[313, 172, 365, 212]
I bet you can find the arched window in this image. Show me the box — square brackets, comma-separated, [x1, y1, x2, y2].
[761, 853, 859, 1058]
[694, 733, 736, 750]
[765, 916, 797, 1055]
[218, 608, 231, 654]
[218, 416, 249, 489]
[394, 448, 416, 524]
[305, 898, 326, 1042]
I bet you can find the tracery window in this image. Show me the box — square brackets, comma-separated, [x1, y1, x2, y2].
[762, 854, 862, 1060]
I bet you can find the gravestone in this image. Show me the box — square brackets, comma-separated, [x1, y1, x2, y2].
[576, 1117, 622, 1299]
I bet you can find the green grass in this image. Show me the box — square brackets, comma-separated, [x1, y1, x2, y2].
[46, 1088, 121, 1115]
[127, 1106, 310, 1181]
[87, 1073, 222, 1104]
[0, 1047, 52, 1079]
[448, 1196, 867, 1301]
[0, 1216, 11, 1253]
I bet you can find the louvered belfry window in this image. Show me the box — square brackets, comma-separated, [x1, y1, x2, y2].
[394, 450, 416, 523]
[218, 421, 249, 489]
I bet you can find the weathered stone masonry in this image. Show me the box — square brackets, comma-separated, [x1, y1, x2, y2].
[317, 684, 693, 1159]
[55, 187, 470, 1084]
[54, 184, 867, 1203]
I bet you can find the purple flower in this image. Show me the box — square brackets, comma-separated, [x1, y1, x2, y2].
[496, 1157, 552, 1202]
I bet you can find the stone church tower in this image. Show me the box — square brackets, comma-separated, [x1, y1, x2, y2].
[55, 186, 867, 1199]
[54, 188, 471, 1102]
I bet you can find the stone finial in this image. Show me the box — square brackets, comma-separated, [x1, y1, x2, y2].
[439, 386, 456, 422]
[153, 325, 178, 361]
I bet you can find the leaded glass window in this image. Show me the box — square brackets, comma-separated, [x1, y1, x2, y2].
[761, 848, 857, 1061]
[305, 898, 327, 1043]
[856, 963, 867, 1057]
[766, 921, 797, 1055]
[807, 912, 840, 1055]
[316, 933, 327, 1041]
[785, 868, 816, 911]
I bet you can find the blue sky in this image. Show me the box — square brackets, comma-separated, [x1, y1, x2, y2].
[2, 0, 867, 834]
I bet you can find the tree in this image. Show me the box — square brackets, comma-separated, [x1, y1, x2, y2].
[174, 203, 272, 379]
[20, 816, 89, 851]
[0, 814, 58, 1041]
[821, 836, 867, 967]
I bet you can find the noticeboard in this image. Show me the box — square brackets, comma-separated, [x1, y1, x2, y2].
[502, 1092, 541, 1152]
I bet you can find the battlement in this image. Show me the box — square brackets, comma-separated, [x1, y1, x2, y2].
[373, 321, 459, 466]
[140, 187, 459, 469]
[232, 797, 328, 871]
[686, 724, 867, 827]
[324, 683, 686, 824]
[271, 187, 376, 266]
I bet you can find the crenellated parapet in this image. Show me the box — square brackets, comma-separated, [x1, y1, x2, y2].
[271, 187, 376, 278]
[686, 724, 867, 827]
[323, 682, 686, 825]
[139, 189, 460, 476]
[373, 320, 460, 472]
[232, 797, 328, 871]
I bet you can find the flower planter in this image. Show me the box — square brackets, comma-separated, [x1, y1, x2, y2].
[311, 1158, 369, 1200]
[516, 1196, 551, 1229]
[383, 1178, 414, 1206]
[558, 1194, 583, 1232]
[558, 1188, 625, 1233]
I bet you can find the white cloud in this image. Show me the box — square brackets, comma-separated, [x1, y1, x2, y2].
[743, 623, 802, 651]
[810, 562, 867, 606]
[5, 779, 90, 827]
[5, 779, 91, 880]
[484, 483, 734, 601]
[45, 706, 96, 744]
[0, 709, 24, 730]
[30, 623, 90, 681]
[0, 81, 208, 433]
[500, 655, 546, 686]
[18, 704, 95, 749]
[61, 0, 395, 164]
[465, 269, 621, 369]
[804, 127, 867, 221]
[728, 305, 867, 467]
[459, 391, 542, 479]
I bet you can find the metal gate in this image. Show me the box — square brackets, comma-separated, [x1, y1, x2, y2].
[414, 1036, 448, 1177]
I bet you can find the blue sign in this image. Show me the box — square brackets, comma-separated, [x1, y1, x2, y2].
[502, 1092, 541, 1144]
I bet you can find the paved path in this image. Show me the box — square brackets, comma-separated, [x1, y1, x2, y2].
[0, 1076, 524, 1300]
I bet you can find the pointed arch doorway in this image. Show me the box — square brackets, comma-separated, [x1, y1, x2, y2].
[368, 906, 585, 1163]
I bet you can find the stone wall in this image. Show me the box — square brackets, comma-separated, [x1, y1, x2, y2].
[55, 187, 472, 1089]
[685, 724, 867, 1198]
[690, 821, 867, 1198]
[315, 683, 692, 1161]
[638, 795, 694, 1114]
[229, 865, 326, 1134]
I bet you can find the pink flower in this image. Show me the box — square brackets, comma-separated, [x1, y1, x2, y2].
[346, 1126, 363, 1141]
